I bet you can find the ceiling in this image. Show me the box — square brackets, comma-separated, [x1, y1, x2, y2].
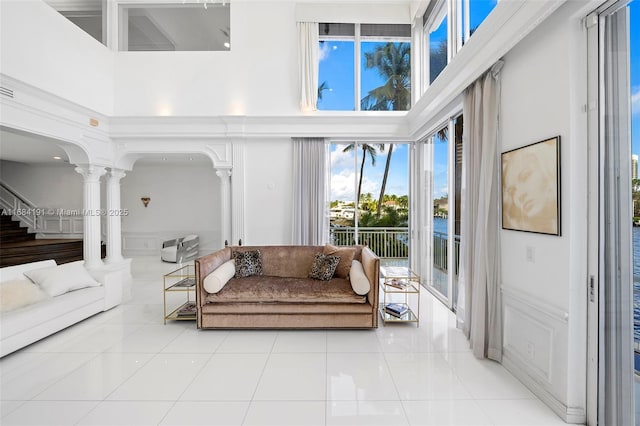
[0, 128, 212, 167]
[0, 127, 71, 165]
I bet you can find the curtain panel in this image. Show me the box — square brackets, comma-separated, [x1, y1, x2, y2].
[292, 138, 329, 245]
[297, 22, 319, 112]
[458, 60, 504, 361]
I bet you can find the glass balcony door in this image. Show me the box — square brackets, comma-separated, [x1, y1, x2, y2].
[329, 142, 410, 263]
[412, 115, 462, 311]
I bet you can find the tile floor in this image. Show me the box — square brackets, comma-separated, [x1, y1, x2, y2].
[0, 256, 568, 425]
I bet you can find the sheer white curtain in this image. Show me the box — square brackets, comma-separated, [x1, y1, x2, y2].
[457, 60, 504, 361]
[292, 138, 329, 245]
[297, 22, 319, 112]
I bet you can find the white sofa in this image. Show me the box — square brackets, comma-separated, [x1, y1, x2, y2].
[0, 260, 122, 357]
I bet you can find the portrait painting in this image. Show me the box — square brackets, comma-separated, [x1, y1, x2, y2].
[501, 136, 561, 236]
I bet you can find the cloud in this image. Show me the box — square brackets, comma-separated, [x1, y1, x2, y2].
[633, 87, 640, 115]
[319, 42, 331, 62]
[331, 169, 380, 202]
[330, 144, 356, 172]
[434, 183, 448, 199]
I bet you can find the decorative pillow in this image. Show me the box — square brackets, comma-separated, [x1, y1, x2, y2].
[309, 253, 340, 281]
[323, 244, 356, 278]
[233, 250, 263, 278]
[349, 260, 371, 295]
[204, 259, 236, 293]
[0, 279, 47, 313]
[24, 261, 101, 297]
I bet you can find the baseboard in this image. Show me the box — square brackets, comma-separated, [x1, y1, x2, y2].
[503, 354, 586, 424]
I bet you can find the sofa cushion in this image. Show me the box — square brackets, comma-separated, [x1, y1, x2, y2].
[0, 286, 104, 340]
[24, 261, 101, 297]
[323, 244, 356, 278]
[349, 260, 371, 295]
[233, 250, 263, 278]
[204, 259, 236, 293]
[205, 276, 366, 304]
[0, 279, 48, 313]
[309, 253, 340, 281]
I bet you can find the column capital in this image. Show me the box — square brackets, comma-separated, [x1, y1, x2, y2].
[107, 168, 127, 181]
[75, 165, 107, 182]
[216, 168, 232, 179]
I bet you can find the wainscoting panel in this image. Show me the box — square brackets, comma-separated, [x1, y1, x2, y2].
[122, 232, 160, 256]
[122, 231, 221, 257]
[501, 285, 575, 422]
[36, 215, 84, 239]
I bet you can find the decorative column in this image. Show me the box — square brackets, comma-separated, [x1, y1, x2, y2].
[105, 169, 126, 264]
[216, 168, 232, 246]
[231, 142, 245, 245]
[75, 165, 107, 269]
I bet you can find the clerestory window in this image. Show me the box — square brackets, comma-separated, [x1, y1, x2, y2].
[318, 23, 411, 111]
[423, 0, 498, 91]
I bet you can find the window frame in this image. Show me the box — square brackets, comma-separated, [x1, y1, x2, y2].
[422, 0, 499, 92]
[318, 23, 411, 112]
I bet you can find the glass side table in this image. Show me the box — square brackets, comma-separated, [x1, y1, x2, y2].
[163, 264, 196, 324]
[379, 265, 420, 326]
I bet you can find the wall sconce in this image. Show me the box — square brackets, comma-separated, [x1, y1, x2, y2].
[141, 197, 150, 208]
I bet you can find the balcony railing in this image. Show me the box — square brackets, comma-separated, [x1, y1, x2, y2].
[331, 226, 462, 311]
[329, 227, 408, 258]
[433, 231, 461, 276]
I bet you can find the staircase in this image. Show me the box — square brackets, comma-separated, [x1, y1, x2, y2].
[0, 211, 84, 267]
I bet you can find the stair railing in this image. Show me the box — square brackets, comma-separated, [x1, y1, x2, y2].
[0, 182, 39, 231]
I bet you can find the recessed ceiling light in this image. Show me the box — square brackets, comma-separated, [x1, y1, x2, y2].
[162, 157, 167, 161]
[189, 157, 193, 161]
[53, 156, 61, 160]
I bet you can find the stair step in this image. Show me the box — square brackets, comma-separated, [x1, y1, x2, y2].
[0, 239, 85, 268]
[0, 232, 36, 243]
[1, 228, 30, 236]
[1, 221, 23, 229]
[0, 253, 84, 267]
[0, 212, 36, 243]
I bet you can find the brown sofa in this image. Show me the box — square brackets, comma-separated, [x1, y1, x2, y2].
[194, 245, 380, 329]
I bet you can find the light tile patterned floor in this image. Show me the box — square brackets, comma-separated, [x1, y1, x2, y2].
[0, 256, 567, 425]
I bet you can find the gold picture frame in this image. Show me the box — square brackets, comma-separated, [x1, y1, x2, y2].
[501, 136, 561, 236]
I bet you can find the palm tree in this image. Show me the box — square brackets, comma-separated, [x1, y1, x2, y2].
[317, 81, 329, 102]
[360, 42, 411, 218]
[376, 144, 394, 218]
[430, 39, 447, 83]
[342, 143, 385, 211]
[361, 42, 411, 111]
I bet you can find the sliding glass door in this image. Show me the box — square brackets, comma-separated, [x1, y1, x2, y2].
[329, 142, 410, 263]
[586, 1, 637, 423]
[412, 114, 463, 310]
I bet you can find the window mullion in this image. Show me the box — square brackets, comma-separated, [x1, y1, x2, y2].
[355, 24, 361, 111]
[447, 0, 455, 62]
[463, 0, 470, 43]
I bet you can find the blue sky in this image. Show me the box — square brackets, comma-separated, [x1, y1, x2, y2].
[330, 144, 409, 202]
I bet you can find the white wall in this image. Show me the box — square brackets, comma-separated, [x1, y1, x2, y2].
[0, 160, 84, 210]
[113, 1, 299, 116]
[498, 2, 588, 422]
[0, 0, 114, 115]
[120, 161, 222, 256]
[243, 139, 293, 245]
[113, 1, 411, 117]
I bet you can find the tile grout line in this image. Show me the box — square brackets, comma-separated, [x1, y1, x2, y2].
[239, 331, 278, 426]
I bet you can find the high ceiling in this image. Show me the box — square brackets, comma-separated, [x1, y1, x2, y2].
[0, 127, 70, 165]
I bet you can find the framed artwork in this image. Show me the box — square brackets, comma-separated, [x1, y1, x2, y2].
[501, 136, 561, 236]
